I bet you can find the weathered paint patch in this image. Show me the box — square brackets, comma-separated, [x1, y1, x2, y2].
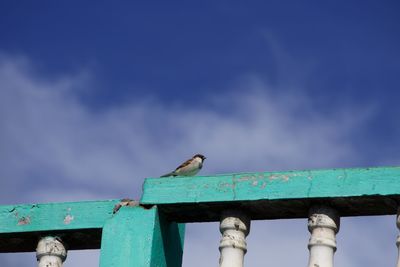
[269, 174, 289, 181]
[63, 207, 74, 224]
[64, 214, 74, 224]
[219, 182, 235, 189]
[17, 216, 31, 225]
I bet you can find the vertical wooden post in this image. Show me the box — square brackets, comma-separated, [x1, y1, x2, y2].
[307, 206, 340, 267]
[396, 207, 400, 267]
[219, 210, 250, 267]
[99, 206, 185, 267]
[36, 236, 67, 267]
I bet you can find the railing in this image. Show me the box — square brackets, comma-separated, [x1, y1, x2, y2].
[1, 166, 400, 266]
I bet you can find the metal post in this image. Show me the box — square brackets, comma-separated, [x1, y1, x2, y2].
[36, 236, 67, 267]
[396, 208, 400, 267]
[219, 210, 250, 267]
[307, 206, 340, 267]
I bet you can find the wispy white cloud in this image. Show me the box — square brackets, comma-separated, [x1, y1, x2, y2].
[0, 54, 367, 203]
[0, 54, 393, 267]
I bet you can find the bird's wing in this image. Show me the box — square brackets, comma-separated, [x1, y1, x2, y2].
[174, 158, 193, 171]
[160, 158, 195, 177]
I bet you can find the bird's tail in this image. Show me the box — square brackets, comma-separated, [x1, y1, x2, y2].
[160, 172, 176, 178]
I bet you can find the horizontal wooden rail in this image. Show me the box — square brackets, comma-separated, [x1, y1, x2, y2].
[0, 199, 120, 252]
[141, 166, 400, 222]
[1, 166, 400, 254]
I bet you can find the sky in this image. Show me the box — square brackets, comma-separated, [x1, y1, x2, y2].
[0, 1, 399, 266]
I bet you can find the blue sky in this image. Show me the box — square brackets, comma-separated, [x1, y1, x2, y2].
[0, 1, 399, 266]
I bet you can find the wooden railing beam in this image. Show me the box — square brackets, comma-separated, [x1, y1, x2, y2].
[141, 166, 400, 222]
[0, 199, 120, 252]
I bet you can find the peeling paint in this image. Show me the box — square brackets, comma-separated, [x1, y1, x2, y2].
[234, 174, 271, 189]
[17, 216, 31, 225]
[219, 182, 235, 189]
[64, 214, 74, 224]
[260, 182, 267, 189]
[269, 174, 289, 181]
[232, 175, 237, 200]
[63, 208, 74, 224]
[307, 170, 313, 180]
[236, 175, 252, 181]
[306, 179, 314, 197]
[236, 173, 266, 181]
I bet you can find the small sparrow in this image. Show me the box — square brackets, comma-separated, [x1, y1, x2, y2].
[161, 154, 206, 177]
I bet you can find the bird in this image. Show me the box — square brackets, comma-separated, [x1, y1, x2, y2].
[160, 154, 206, 177]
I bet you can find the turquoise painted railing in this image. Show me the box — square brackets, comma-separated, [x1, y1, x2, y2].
[1, 166, 400, 266]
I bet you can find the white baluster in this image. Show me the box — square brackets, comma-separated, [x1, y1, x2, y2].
[219, 210, 250, 267]
[396, 208, 400, 267]
[36, 236, 67, 267]
[307, 206, 340, 267]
